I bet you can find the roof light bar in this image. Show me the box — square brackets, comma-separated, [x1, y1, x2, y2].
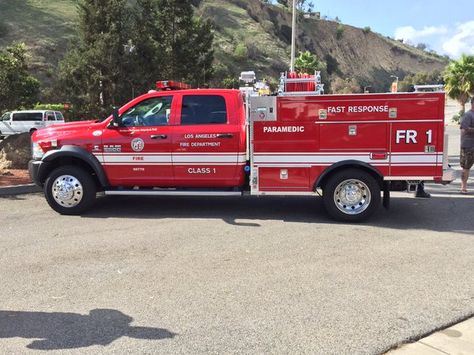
[156, 81, 191, 90]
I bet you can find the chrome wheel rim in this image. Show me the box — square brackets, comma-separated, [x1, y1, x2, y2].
[52, 175, 83, 208]
[333, 179, 371, 215]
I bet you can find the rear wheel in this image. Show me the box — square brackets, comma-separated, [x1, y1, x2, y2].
[44, 166, 96, 215]
[322, 169, 381, 222]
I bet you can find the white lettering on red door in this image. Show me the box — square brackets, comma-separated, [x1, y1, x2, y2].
[396, 130, 418, 144]
[188, 168, 216, 174]
[263, 126, 305, 133]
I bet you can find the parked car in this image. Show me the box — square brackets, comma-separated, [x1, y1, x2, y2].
[0, 110, 65, 139]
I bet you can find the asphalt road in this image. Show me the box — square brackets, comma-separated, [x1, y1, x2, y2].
[0, 126, 473, 354]
[1, 186, 473, 354]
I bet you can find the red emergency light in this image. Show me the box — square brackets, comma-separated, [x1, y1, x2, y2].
[156, 80, 191, 91]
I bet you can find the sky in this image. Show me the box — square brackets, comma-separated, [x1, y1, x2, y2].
[310, 0, 474, 58]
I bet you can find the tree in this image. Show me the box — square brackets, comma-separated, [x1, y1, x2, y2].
[275, 0, 312, 11]
[58, 0, 134, 118]
[444, 55, 474, 114]
[294, 51, 325, 74]
[58, 0, 214, 118]
[416, 43, 428, 51]
[0, 43, 40, 111]
[153, 0, 213, 86]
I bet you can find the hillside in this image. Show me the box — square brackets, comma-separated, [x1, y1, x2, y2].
[0, 0, 448, 95]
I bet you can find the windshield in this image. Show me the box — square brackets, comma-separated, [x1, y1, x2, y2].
[120, 96, 172, 127]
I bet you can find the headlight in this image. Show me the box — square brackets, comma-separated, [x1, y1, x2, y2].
[32, 142, 45, 160]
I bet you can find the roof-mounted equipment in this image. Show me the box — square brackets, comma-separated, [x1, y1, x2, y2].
[278, 71, 324, 96]
[156, 81, 191, 91]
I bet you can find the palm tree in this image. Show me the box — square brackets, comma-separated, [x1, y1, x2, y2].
[444, 55, 474, 114]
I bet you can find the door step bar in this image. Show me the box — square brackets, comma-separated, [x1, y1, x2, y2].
[104, 189, 243, 197]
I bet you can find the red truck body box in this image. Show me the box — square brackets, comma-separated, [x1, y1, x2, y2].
[252, 92, 445, 193]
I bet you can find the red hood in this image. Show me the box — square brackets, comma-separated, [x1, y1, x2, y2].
[33, 119, 108, 141]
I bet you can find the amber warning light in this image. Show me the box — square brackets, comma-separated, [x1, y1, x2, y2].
[156, 81, 191, 90]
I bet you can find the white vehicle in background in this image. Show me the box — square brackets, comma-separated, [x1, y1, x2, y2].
[0, 110, 65, 139]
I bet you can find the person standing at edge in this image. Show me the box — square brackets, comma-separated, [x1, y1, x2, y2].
[415, 181, 431, 198]
[460, 97, 474, 194]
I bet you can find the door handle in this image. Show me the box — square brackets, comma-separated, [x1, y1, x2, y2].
[150, 134, 167, 139]
[217, 133, 233, 139]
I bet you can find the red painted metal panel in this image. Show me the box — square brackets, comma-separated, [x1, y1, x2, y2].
[259, 167, 310, 190]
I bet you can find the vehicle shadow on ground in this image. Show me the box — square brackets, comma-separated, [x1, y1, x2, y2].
[0, 195, 28, 201]
[0, 309, 176, 350]
[82, 181, 474, 234]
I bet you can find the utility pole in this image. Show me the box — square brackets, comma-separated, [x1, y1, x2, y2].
[290, 0, 297, 72]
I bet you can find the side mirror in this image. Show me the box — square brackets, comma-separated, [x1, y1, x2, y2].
[112, 106, 121, 126]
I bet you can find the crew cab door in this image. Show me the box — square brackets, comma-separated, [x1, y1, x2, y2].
[100, 95, 176, 187]
[171, 93, 244, 187]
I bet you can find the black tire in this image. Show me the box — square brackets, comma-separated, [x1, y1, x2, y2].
[322, 169, 381, 222]
[44, 165, 96, 215]
[29, 128, 37, 135]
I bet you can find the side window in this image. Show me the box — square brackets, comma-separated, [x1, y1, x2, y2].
[55, 112, 64, 121]
[46, 111, 55, 121]
[12, 112, 43, 121]
[121, 96, 173, 127]
[181, 95, 227, 125]
[1, 112, 10, 121]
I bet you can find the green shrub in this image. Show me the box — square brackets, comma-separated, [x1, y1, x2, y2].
[336, 24, 344, 40]
[362, 26, 371, 34]
[221, 77, 240, 89]
[261, 20, 274, 33]
[234, 42, 248, 61]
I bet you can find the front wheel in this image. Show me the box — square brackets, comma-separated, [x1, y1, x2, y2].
[44, 166, 96, 215]
[322, 169, 381, 222]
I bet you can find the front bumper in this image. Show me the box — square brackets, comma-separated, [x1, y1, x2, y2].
[28, 160, 46, 187]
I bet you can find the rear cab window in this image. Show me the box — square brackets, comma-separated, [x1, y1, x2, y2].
[180, 95, 227, 125]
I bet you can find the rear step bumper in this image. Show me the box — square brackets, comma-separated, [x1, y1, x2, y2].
[441, 168, 456, 184]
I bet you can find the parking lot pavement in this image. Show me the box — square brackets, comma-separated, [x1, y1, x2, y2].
[0, 188, 473, 354]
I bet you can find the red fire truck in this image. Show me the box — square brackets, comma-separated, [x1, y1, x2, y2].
[29, 74, 455, 222]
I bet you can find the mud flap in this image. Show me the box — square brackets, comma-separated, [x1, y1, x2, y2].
[383, 182, 390, 209]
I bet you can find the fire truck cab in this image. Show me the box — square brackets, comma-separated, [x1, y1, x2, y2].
[29, 76, 455, 222]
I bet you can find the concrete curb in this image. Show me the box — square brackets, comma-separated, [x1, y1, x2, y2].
[387, 316, 474, 354]
[0, 184, 42, 196]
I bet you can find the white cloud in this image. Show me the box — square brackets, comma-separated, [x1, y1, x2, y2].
[442, 21, 474, 58]
[394, 25, 448, 42]
[394, 22, 474, 58]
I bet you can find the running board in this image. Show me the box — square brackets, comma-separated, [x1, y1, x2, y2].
[104, 190, 243, 197]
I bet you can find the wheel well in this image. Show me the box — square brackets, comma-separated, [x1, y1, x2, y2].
[29, 128, 37, 133]
[315, 164, 383, 191]
[41, 157, 102, 190]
